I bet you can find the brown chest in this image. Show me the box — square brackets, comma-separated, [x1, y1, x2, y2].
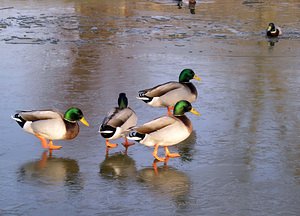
[63, 120, 79, 140]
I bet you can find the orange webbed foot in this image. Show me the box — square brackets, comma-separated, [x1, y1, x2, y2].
[166, 153, 180, 158]
[105, 140, 118, 148]
[165, 146, 180, 158]
[48, 141, 62, 150]
[122, 137, 135, 148]
[153, 154, 166, 162]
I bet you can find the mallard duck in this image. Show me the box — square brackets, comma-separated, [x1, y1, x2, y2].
[266, 23, 282, 37]
[128, 100, 200, 162]
[99, 93, 138, 153]
[137, 69, 201, 115]
[12, 107, 89, 150]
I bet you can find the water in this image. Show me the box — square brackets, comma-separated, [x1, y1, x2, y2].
[0, 0, 300, 215]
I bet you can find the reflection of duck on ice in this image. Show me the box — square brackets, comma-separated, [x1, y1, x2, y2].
[99, 155, 190, 205]
[18, 151, 81, 186]
[137, 162, 190, 204]
[177, 0, 197, 14]
[99, 153, 137, 179]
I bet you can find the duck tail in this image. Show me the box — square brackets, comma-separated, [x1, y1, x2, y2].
[127, 131, 145, 141]
[11, 113, 26, 128]
[136, 91, 152, 103]
[99, 125, 116, 138]
[136, 90, 146, 99]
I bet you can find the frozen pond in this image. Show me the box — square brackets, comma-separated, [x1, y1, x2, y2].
[0, 0, 300, 215]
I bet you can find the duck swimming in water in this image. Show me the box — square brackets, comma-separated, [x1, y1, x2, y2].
[266, 23, 282, 37]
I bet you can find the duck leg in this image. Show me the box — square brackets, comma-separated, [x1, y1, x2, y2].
[35, 134, 48, 149]
[48, 140, 62, 150]
[164, 146, 180, 158]
[105, 140, 118, 155]
[152, 144, 165, 162]
[122, 137, 135, 150]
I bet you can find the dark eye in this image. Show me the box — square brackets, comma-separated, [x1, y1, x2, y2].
[187, 105, 192, 111]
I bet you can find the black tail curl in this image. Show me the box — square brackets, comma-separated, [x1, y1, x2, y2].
[12, 114, 26, 128]
[138, 91, 153, 103]
[128, 131, 145, 141]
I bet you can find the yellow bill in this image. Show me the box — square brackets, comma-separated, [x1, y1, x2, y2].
[193, 74, 201, 81]
[80, 117, 90, 126]
[190, 108, 201, 116]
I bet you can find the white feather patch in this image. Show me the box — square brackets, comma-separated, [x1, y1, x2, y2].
[11, 115, 22, 122]
[99, 130, 114, 134]
[136, 96, 148, 100]
[127, 136, 142, 141]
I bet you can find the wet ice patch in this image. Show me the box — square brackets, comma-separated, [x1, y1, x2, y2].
[150, 16, 171, 22]
[0, 19, 11, 29]
[4, 36, 59, 44]
[0, 14, 78, 44]
[242, 0, 264, 5]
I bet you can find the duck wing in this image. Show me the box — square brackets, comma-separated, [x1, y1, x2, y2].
[139, 82, 183, 98]
[136, 116, 177, 134]
[15, 110, 66, 139]
[17, 109, 63, 121]
[102, 107, 136, 128]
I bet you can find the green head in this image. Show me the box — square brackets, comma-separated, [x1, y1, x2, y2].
[64, 107, 89, 126]
[118, 93, 128, 109]
[179, 69, 201, 82]
[173, 100, 201, 116]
